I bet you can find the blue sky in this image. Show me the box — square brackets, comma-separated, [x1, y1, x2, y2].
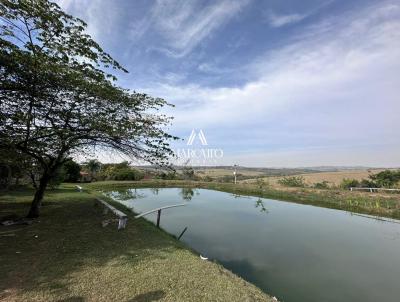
[57, 0, 400, 167]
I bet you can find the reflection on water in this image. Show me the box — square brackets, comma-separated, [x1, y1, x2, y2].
[108, 187, 201, 202]
[105, 188, 146, 201]
[255, 198, 268, 213]
[108, 188, 400, 302]
[231, 193, 252, 199]
[180, 187, 197, 201]
[150, 188, 160, 195]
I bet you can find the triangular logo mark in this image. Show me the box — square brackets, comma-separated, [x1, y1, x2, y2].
[187, 129, 208, 146]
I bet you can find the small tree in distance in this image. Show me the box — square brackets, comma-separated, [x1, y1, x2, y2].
[278, 176, 306, 188]
[63, 159, 81, 182]
[0, 0, 177, 217]
[85, 159, 102, 181]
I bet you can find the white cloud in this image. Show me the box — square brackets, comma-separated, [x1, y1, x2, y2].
[146, 2, 400, 126]
[54, 0, 400, 166]
[264, 0, 334, 28]
[56, 0, 250, 58]
[131, 0, 250, 57]
[54, 0, 117, 40]
[266, 12, 308, 27]
[140, 2, 400, 166]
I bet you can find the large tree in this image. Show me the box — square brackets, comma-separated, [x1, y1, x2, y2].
[0, 0, 176, 217]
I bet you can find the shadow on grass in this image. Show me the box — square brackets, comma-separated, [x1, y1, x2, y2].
[57, 297, 85, 302]
[128, 290, 165, 301]
[0, 187, 80, 199]
[0, 190, 182, 301]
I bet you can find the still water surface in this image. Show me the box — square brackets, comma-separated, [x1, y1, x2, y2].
[107, 188, 400, 302]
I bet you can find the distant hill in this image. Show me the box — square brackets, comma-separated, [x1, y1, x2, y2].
[297, 166, 377, 172]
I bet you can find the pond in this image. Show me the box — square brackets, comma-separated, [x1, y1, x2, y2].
[106, 187, 400, 302]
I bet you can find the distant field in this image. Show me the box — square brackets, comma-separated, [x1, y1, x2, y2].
[192, 166, 319, 179]
[243, 169, 385, 187]
[293, 170, 384, 186]
[141, 165, 392, 187]
[195, 168, 264, 177]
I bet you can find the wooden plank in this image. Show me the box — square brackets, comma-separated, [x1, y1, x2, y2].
[95, 198, 127, 218]
[94, 198, 128, 230]
[135, 204, 186, 218]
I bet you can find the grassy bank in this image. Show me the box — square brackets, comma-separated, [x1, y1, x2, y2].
[85, 180, 400, 220]
[0, 185, 273, 302]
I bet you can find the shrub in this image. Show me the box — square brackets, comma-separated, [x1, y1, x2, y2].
[369, 170, 400, 188]
[96, 162, 146, 181]
[340, 178, 360, 189]
[203, 176, 213, 182]
[359, 179, 379, 188]
[278, 176, 306, 187]
[156, 171, 179, 180]
[313, 181, 330, 189]
[112, 168, 144, 181]
[255, 178, 270, 189]
[182, 166, 195, 180]
[219, 175, 234, 183]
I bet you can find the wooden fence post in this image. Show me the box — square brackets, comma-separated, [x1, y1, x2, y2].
[156, 209, 161, 228]
[178, 227, 188, 240]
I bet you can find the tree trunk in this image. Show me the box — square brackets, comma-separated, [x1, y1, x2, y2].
[0, 164, 11, 190]
[27, 172, 50, 218]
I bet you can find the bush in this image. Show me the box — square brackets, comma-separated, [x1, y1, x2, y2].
[340, 178, 360, 189]
[255, 178, 270, 189]
[359, 179, 379, 188]
[182, 166, 195, 180]
[313, 181, 330, 189]
[369, 170, 400, 188]
[218, 175, 234, 183]
[156, 171, 179, 180]
[112, 168, 144, 181]
[203, 176, 213, 182]
[278, 176, 306, 187]
[97, 162, 146, 181]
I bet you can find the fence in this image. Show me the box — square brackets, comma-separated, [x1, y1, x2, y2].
[349, 187, 400, 193]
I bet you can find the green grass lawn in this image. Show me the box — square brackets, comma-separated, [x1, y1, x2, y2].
[0, 185, 273, 302]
